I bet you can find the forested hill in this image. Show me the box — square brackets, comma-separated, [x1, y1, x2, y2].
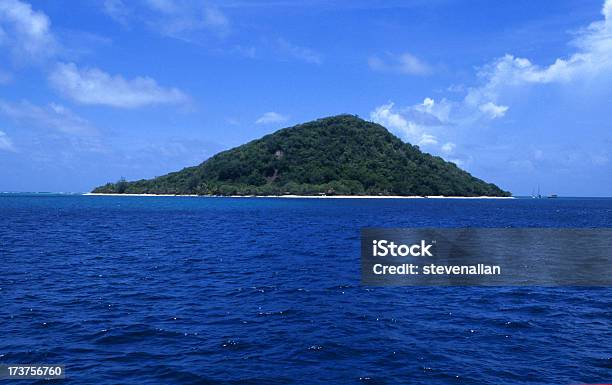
[92, 115, 510, 196]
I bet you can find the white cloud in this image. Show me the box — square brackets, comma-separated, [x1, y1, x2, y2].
[48, 62, 188, 108]
[102, 0, 130, 26]
[143, 0, 230, 38]
[0, 1, 188, 109]
[145, 0, 177, 14]
[204, 7, 229, 30]
[418, 134, 438, 146]
[0, 0, 57, 62]
[255, 112, 289, 125]
[102, 0, 230, 40]
[370, 102, 420, 138]
[441, 142, 456, 154]
[0, 99, 96, 135]
[371, 0, 612, 169]
[0, 130, 15, 151]
[369, 52, 431, 75]
[465, 0, 612, 115]
[370, 100, 448, 148]
[276, 38, 322, 64]
[478, 102, 508, 119]
[0, 2, 188, 111]
[448, 157, 468, 168]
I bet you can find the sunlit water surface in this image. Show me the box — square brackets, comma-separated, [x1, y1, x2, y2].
[1, 194, 611, 384]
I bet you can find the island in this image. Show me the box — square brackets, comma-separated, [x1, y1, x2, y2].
[92, 115, 511, 197]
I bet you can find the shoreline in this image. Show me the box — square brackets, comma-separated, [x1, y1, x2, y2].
[83, 193, 515, 199]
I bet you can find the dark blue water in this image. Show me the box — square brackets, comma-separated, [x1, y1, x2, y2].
[1, 194, 611, 384]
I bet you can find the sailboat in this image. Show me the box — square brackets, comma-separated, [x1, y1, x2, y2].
[532, 184, 558, 198]
[531, 185, 542, 199]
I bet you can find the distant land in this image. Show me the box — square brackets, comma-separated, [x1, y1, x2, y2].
[92, 115, 510, 197]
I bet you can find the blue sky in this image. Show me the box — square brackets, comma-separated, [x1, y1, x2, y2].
[0, 0, 611, 195]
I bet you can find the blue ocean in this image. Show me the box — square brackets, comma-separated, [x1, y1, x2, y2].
[1, 194, 611, 384]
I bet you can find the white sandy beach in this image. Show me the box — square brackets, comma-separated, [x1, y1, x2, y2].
[84, 193, 514, 199]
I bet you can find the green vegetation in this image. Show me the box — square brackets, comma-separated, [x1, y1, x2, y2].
[92, 115, 510, 196]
